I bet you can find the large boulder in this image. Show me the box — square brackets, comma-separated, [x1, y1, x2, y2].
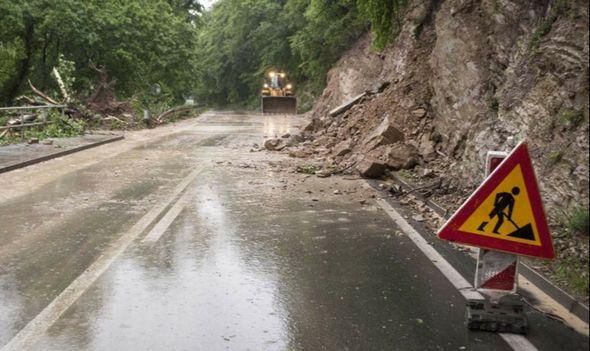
[365, 114, 404, 149]
[357, 158, 387, 178]
[386, 143, 419, 170]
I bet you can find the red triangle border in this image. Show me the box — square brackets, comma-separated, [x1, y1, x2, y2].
[437, 142, 555, 259]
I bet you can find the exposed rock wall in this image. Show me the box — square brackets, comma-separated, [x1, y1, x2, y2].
[305, 0, 589, 223]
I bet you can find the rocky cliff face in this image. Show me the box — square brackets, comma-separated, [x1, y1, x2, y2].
[292, 0, 589, 295]
[305, 0, 588, 219]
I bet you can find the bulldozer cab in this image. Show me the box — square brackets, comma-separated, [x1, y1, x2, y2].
[261, 70, 297, 114]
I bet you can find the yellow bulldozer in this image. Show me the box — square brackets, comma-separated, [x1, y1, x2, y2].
[261, 70, 297, 114]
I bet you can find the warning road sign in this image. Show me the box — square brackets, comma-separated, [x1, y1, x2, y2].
[438, 142, 555, 259]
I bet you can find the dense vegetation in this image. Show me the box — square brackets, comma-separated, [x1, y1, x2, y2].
[0, 0, 201, 107]
[196, 0, 408, 109]
[0, 0, 407, 110]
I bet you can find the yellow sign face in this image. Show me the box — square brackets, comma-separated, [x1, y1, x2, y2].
[459, 165, 541, 246]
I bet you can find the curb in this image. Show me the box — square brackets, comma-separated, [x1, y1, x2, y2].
[0, 135, 124, 175]
[386, 173, 589, 324]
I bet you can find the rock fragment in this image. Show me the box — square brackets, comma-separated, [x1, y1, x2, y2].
[386, 144, 419, 170]
[366, 114, 404, 149]
[411, 108, 427, 118]
[357, 159, 387, 178]
[264, 138, 282, 151]
[412, 214, 426, 222]
[333, 141, 352, 157]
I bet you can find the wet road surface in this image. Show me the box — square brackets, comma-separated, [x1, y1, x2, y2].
[0, 112, 588, 350]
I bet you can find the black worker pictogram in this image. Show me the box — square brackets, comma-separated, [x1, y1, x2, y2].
[477, 187, 535, 240]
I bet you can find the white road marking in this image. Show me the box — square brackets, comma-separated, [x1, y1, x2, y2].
[500, 333, 539, 351]
[366, 182, 539, 351]
[1, 166, 205, 351]
[142, 190, 192, 243]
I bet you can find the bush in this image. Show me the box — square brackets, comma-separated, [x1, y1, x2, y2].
[569, 207, 589, 236]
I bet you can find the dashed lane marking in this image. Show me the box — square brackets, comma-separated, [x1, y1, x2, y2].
[1, 166, 205, 351]
[142, 190, 193, 244]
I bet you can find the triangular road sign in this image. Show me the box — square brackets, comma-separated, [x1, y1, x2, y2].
[438, 142, 555, 259]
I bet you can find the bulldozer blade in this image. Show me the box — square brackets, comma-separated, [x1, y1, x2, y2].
[261, 96, 297, 114]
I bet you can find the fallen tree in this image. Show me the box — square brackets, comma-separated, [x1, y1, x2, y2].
[156, 105, 197, 124]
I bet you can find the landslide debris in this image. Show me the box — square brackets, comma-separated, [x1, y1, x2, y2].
[267, 0, 589, 299]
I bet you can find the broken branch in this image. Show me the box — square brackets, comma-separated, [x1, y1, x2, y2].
[28, 79, 60, 105]
[156, 105, 196, 123]
[52, 67, 70, 102]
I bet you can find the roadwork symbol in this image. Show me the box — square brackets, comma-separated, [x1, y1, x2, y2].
[438, 142, 555, 259]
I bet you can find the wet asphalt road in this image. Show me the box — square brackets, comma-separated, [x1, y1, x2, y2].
[0, 112, 588, 351]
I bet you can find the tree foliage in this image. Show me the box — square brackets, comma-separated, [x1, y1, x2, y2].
[357, 0, 408, 50]
[195, 0, 407, 108]
[0, 0, 201, 106]
[1, 0, 406, 109]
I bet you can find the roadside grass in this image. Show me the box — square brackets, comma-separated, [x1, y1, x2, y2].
[552, 257, 589, 297]
[0, 114, 8, 126]
[528, 0, 571, 55]
[547, 150, 564, 167]
[568, 207, 589, 236]
[546, 206, 590, 298]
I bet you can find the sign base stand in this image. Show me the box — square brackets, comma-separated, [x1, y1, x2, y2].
[467, 294, 528, 334]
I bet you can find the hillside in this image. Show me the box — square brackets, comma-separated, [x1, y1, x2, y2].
[288, 0, 589, 298]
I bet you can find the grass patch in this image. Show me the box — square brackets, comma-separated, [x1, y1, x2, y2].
[296, 165, 319, 175]
[528, 0, 571, 55]
[0, 114, 9, 126]
[547, 150, 564, 166]
[558, 108, 584, 128]
[529, 19, 553, 54]
[492, 0, 501, 15]
[568, 207, 589, 236]
[553, 257, 589, 297]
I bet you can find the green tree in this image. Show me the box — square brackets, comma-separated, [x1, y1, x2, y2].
[357, 0, 408, 50]
[194, 0, 365, 106]
[0, 0, 201, 106]
[289, 0, 365, 94]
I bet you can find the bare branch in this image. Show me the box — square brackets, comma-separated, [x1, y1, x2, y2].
[28, 79, 60, 105]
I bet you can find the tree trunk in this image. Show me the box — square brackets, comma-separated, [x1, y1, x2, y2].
[0, 17, 35, 106]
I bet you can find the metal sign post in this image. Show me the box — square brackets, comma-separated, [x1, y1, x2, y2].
[467, 151, 527, 334]
[475, 152, 519, 297]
